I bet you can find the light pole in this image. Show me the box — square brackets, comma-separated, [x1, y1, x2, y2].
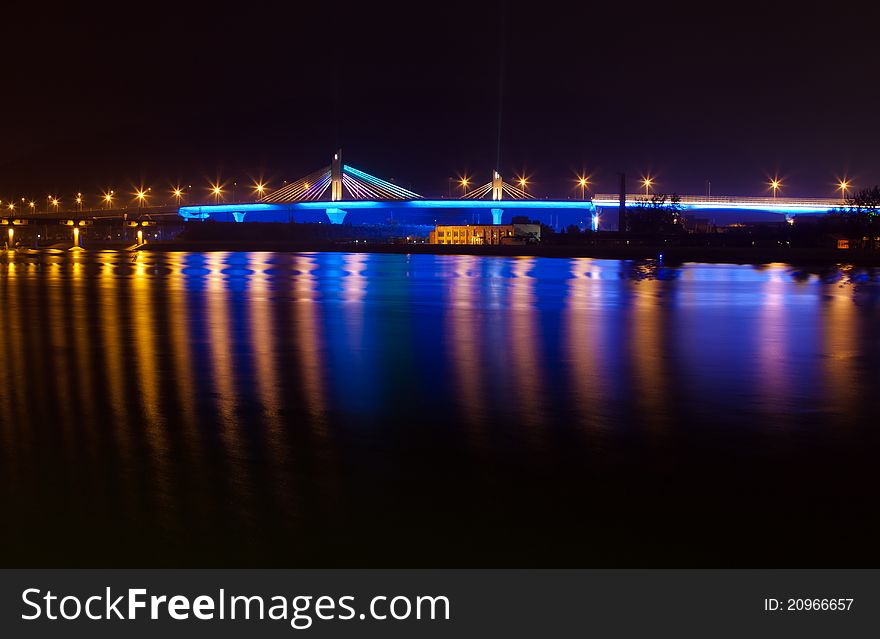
[578, 177, 587, 200]
[460, 177, 469, 197]
[212, 184, 222, 204]
[838, 179, 850, 202]
[518, 177, 528, 196]
[76, 192, 83, 212]
[254, 182, 266, 201]
[770, 178, 781, 199]
[642, 177, 653, 196]
[104, 190, 114, 210]
[173, 187, 184, 206]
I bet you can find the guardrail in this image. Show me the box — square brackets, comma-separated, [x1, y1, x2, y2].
[592, 194, 845, 206]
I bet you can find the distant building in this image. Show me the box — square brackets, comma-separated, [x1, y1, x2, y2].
[832, 235, 850, 249]
[429, 223, 541, 245]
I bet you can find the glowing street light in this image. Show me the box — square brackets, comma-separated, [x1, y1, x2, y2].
[211, 183, 223, 203]
[460, 176, 469, 196]
[28, 200, 35, 213]
[76, 192, 83, 211]
[769, 178, 781, 199]
[135, 189, 148, 207]
[838, 179, 851, 201]
[254, 181, 266, 201]
[577, 176, 589, 200]
[518, 176, 528, 196]
[172, 186, 184, 205]
[104, 190, 115, 209]
[642, 176, 654, 195]
[51, 197, 60, 212]
[7, 202, 14, 212]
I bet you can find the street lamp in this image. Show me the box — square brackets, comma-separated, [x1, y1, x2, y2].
[769, 178, 781, 199]
[135, 189, 148, 207]
[254, 181, 266, 201]
[460, 177, 469, 196]
[104, 190, 114, 209]
[578, 176, 588, 200]
[838, 179, 850, 201]
[76, 192, 83, 211]
[211, 183, 223, 203]
[518, 177, 528, 196]
[172, 187, 184, 205]
[51, 197, 60, 212]
[642, 176, 653, 196]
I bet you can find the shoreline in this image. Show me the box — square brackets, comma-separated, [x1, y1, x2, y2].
[133, 240, 880, 266]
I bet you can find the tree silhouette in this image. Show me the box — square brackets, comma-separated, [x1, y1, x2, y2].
[627, 193, 684, 234]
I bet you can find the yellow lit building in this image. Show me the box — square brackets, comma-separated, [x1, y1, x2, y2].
[429, 223, 541, 245]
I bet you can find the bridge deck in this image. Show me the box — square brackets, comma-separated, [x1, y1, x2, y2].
[592, 194, 844, 214]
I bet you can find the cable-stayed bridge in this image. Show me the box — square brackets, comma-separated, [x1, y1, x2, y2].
[263, 151, 421, 204]
[180, 151, 590, 225]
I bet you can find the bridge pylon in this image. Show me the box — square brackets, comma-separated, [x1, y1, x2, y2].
[331, 149, 343, 202]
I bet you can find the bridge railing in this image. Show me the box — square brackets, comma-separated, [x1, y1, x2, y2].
[592, 194, 846, 207]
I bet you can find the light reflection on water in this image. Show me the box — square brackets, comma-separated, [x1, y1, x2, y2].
[1, 251, 879, 566]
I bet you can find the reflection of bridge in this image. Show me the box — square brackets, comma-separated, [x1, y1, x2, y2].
[591, 194, 844, 217]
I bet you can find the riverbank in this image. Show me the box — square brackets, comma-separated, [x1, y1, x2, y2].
[134, 240, 880, 266]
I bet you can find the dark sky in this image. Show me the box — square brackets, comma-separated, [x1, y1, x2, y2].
[3, 1, 879, 204]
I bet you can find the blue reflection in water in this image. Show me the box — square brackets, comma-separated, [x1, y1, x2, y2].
[1, 251, 880, 566]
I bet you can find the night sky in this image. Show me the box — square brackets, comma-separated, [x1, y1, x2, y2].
[3, 1, 879, 203]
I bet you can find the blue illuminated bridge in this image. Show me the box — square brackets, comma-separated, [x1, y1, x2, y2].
[177, 151, 845, 228]
[591, 194, 845, 218]
[179, 150, 593, 227]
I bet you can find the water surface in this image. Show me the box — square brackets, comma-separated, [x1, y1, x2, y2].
[1, 252, 878, 566]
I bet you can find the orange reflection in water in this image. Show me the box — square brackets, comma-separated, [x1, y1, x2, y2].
[820, 280, 859, 427]
[565, 258, 609, 433]
[166, 254, 200, 453]
[629, 278, 669, 433]
[45, 259, 77, 462]
[247, 253, 296, 515]
[509, 257, 545, 430]
[98, 256, 137, 520]
[0, 260, 25, 486]
[447, 256, 486, 436]
[292, 254, 328, 425]
[131, 255, 174, 515]
[70, 257, 100, 461]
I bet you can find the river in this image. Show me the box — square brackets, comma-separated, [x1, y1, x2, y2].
[1, 251, 878, 565]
